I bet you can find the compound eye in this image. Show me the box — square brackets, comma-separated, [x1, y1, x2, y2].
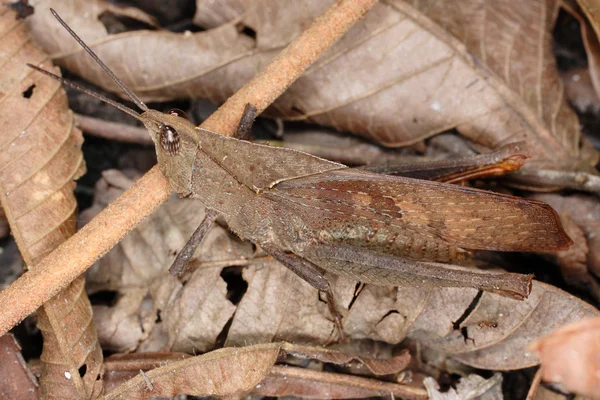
[159, 125, 180, 155]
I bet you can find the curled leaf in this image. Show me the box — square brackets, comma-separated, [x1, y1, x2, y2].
[530, 317, 600, 398]
[0, 3, 103, 398]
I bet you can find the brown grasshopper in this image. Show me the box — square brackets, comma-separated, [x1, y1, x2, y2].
[30, 10, 572, 329]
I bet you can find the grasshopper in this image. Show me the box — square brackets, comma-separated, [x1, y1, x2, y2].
[30, 10, 571, 331]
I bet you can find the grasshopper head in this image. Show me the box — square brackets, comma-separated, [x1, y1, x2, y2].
[141, 109, 200, 196]
[26, 10, 205, 197]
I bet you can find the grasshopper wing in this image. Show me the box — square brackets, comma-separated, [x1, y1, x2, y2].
[265, 169, 571, 261]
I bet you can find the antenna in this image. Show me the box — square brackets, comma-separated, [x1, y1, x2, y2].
[27, 64, 142, 120]
[48, 8, 149, 112]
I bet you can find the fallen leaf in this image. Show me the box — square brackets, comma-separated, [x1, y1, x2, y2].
[424, 373, 503, 400]
[533, 385, 569, 400]
[101, 344, 424, 399]
[554, 214, 600, 301]
[257, 365, 427, 399]
[532, 193, 600, 291]
[103, 342, 282, 399]
[574, 0, 600, 100]
[562, 68, 600, 114]
[281, 342, 411, 376]
[530, 317, 600, 398]
[0, 3, 103, 398]
[351, 281, 599, 370]
[26, 0, 599, 179]
[0, 334, 38, 400]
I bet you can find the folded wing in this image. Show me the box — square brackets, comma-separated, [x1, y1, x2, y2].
[266, 169, 571, 257]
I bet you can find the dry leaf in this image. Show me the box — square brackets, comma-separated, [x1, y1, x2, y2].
[104, 342, 281, 399]
[574, 0, 600, 100]
[424, 373, 503, 400]
[26, 0, 598, 178]
[554, 214, 600, 301]
[102, 352, 190, 393]
[256, 365, 427, 399]
[101, 344, 423, 399]
[281, 342, 411, 376]
[0, 3, 103, 398]
[530, 317, 600, 398]
[0, 334, 38, 399]
[562, 68, 600, 114]
[532, 193, 600, 290]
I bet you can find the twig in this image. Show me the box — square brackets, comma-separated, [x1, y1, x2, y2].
[0, 0, 378, 336]
[75, 114, 153, 145]
[525, 367, 543, 400]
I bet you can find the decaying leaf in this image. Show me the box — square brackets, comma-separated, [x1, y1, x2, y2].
[530, 317, 600, 398]
[101, 343, 423, 398]
[573, 0, 600, 100]
[532, 193, 600, 296]
[424, 373, 503, 400]
[0, 334, 38, 399]
[104, 343, 281, 399]
[256, 365, 427, 399]
[26, 0, 599, 180]
[0, 3, 103, 398]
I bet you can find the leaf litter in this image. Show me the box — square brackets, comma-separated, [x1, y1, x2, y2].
[1, 0, 600, 398]
[0, 3, 103, 398]
[25, 0, 600, 187]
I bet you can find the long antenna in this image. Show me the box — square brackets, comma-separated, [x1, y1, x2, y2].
[27, 64, 142, 120]
[49, 8, 149, 112]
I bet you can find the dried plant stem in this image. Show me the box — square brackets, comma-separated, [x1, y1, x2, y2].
[0, 0, 378, 336]
[525, 367, 543, 400]
[75, 114, 153, 145]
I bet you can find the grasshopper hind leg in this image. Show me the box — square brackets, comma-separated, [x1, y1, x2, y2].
[260, 243, 346, 343]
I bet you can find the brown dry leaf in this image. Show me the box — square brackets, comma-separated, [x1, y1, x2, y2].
[104, 343, 281, 399]
[562, 68, 600, 114]
[0, 3, 103, 398]
[423, 373, 503, 400]
[574, 0, 600, 99]
[353, 281, 598, 370]
[555, 214, 600, 301]
[532, 193, 600, 292]
[26, 0, 598, 177]
[101, 344, 424, 399]
[85, 172, 600, 371]
[256, 365, 427, 399]
[0, 334, 38, 399]
[281, 342, 411, 376]
[530, 317, 600, 398]
[102, 352, 191, 393]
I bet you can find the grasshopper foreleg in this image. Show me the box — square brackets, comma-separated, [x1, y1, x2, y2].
[169, 210, 218, 276]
